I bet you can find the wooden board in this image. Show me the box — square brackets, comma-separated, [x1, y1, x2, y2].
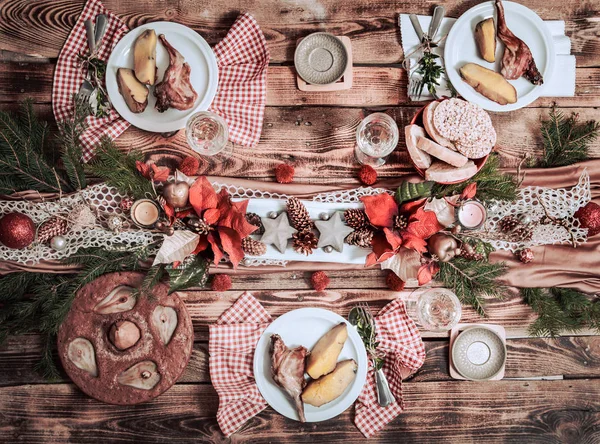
[1, 380, 599, 442]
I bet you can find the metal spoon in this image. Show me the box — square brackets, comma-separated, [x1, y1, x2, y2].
[428, 6, 446, 42]
[348, 305, 396, 407]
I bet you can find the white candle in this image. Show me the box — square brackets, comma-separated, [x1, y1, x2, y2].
[131, 199, 160, 227]
[457, 200, 487, 229]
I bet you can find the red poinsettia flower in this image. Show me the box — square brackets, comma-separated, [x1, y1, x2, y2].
[417, 260, 440, 286]
[401, 207, 444, 253]
[136, 161, 170, 182]
[188, 177, 257, 268]
[360, 193, 398, 228]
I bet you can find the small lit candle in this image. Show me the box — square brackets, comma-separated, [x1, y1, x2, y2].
[457, 200, 487, 229]
[130, 199, 160, 228]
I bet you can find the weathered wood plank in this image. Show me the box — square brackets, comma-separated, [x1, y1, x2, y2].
[0, 0, 599, 66]
[1, 380, 598, 443]
[2, 102, 599, 181]
[2, 62, 600, 108]
[2, 335, 599, 386]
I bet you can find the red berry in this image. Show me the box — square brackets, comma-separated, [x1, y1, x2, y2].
[358, 165, 377, 186]
[275, 164, 295, 184]
[310, 271, 330, 292]
[211, 274, 232, 292]
[386, 272, 406, 291]
[178, 156, 200, 176]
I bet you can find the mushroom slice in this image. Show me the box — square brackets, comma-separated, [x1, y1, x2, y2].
[152, 306, 178, 345]
[117, 361, 161, 390]
[67, 338, 98, 377]
[94, 286, 136, 314]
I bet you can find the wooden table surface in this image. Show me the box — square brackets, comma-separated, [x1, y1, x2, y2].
[1, 0, 600, 442]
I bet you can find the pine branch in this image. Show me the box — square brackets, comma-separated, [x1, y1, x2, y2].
[433, 154, 518, 201]
[134, 264, 166, 300]
[57, 96, 89, 191]
[535, 107, 599, 168]
[87, 137, 156, 199]
[437, 258, 508, 316]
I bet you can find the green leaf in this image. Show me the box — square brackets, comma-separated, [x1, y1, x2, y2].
[166, 255, 210, 294]
[395, 181, 434, 205]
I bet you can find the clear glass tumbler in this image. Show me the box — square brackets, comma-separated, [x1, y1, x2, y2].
[416, 288, 462, 332]
[354, 112, 399, 167]
[185, 111, 230, 157]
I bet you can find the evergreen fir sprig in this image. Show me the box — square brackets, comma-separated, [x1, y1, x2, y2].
[534, 107, 599, 168]
[433, 154, 518, 202]
[437, 258, 508, 316]
[57, 96, 89, 191]
[521, 287, 600, 337]
[87, 137, 156, 199]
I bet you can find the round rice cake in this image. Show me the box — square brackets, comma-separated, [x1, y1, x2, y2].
[433, 98, 496, 159]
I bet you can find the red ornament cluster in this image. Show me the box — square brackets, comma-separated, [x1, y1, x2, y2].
[275, 163, 295, 184]
[574, 202, 600, 237]
[517, 248, 534, 264]
[310, 271, 330, 291]
[178, 156, 200, 176]
[358, 165, 377, 186]
[211, 274, 232, 292]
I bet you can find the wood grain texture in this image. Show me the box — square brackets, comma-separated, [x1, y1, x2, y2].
[2, 62, 600, 108]
[0, 0, 599, 66]
[2, 335, 599, 386]
[1, 380, 599, 443]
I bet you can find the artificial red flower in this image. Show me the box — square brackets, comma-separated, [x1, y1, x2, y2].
[311, 271, 330, 291]
[399, 198, 428, 216]
[460, 183, 477, 200]
[211, 274, 232, 291]
[188, 177, 257, 268]
[401, 207, 444, 253]
[136, 161, 170, 182]
[417, 261, 440, 286]
[358, 165, 377, 186]
[361, 193, 398, 228]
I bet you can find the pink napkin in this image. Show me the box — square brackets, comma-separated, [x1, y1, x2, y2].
[52, 0, 270, 162]
[208, 292, 426, 438]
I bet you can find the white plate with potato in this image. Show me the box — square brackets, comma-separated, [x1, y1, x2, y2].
[106, 21, 218, 132]
[444, 1, 555, 112]
[254, 308, 368, 422]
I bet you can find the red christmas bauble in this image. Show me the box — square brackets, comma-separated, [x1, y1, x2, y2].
[0, 212, 36, 249]
[574, 202, 600, 236]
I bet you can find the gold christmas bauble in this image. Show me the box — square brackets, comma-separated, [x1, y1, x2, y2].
[427, 233, 458, 262]
[162, 182, 190, 209]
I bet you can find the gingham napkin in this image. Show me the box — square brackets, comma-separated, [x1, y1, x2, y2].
[209, 292, 425, 438]
[52, 0, 270, 162]
[400, 14, 576, 101]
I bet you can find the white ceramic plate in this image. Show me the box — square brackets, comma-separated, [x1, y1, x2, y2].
[106, 22, 218, 132]
[253, 308, 368, 422]
[444, 1, 555, 112]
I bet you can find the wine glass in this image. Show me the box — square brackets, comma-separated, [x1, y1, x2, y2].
[416, 288, 462, 332]
[354, 112, 399, 167]
[185, 111, 231, 157]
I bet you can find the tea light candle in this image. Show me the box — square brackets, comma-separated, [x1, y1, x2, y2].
[130, 199, 160, 228]
[457, 200, 487, 229]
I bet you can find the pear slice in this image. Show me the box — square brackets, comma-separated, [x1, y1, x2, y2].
[474, 18, 496, 63]
[116, 68, 148, 113]
[117, 361, 161, 390]
[306, 323, 348, 379]
[133, 29, 157, 85]
[152, 306, 178, 346]
[302, 359, 358, 407]
[67, 338, 98, 377]
[94, 285, 136, 314]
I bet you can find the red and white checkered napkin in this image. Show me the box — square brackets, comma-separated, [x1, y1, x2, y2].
[209, 292, 272, 437]
[209, 293, 425, 438]
[52, 0, 129, 162]
[354, 298, 426, 438]
[52, 0, 270, 162]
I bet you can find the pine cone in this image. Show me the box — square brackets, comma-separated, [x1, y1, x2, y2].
[345, 228, 374, 249]
[512, 226, 533, 242]
[394, 214, 408, 231]
[186, 217, 212, 235]
[344, 209, 368, 229]
[499, 215, 520, 232]
[242, 237, 267, 256]
[37, 216, 69, 244]
[119, 196, 134, 211]
[293, 230, 318, 255]
[287, 197, 313, 231]
[245, 212, 264, 235]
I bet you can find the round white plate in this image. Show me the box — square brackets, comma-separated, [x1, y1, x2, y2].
[253, 308, 368, 422]
[444, 1, 555, 112]
[106, 21, 218, 132]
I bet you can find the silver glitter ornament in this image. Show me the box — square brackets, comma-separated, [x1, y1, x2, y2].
[50, 235, 67, 251]
[518, 214, 532, 225]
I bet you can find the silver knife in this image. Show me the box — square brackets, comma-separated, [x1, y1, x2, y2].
[428, 6, 446, 42]
[94, 14, 109, 48]
[409, 14, 425, 43]
[84, 19, 96, 53]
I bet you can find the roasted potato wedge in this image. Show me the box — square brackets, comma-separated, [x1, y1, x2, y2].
[134, 29, 157, 85]
[117, 68, 149, 113]
[302, 359, 358, 407]
[474, 18, 496, 63]
[306, 323, 348, 379]
[460, 63, 517, 105]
